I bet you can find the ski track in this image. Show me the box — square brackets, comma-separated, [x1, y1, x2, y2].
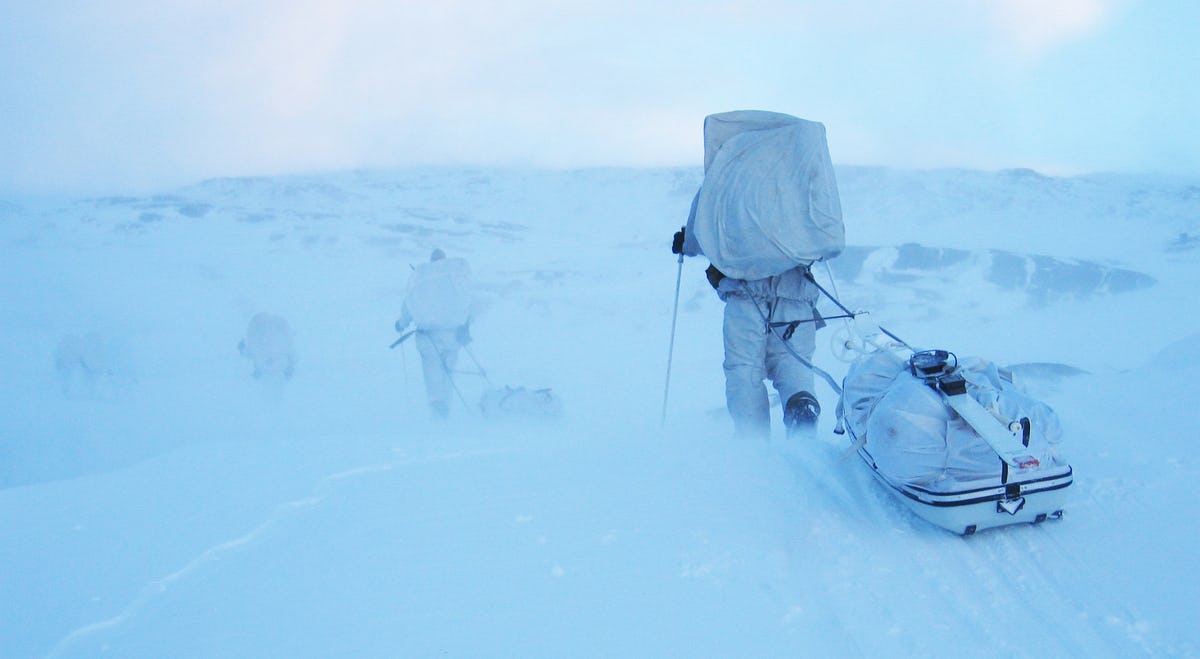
[773, 440, 899, 656]
[773, 432, 1170, 658]
[45, 499, 314, 659]
[43, 446, 513, 658]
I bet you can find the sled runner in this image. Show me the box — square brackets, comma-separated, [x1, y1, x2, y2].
[839, 344, 1073, 535]
[856, 450, 1071, 535]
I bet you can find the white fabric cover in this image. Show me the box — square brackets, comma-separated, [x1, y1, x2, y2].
[841, 350, 1065, 488]
[691, 110, 844, 280]
[403, 257, 472, 329]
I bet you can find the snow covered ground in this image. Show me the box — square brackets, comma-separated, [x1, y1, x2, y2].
[2, 166, 1198, 657]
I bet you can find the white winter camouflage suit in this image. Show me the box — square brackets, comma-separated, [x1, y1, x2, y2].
[716, 267, 820, 438]
[396, 252, 473, 417]
[682, 223, 821, 438]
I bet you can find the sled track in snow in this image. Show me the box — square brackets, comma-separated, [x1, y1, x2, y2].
[44, 447, 510, 658]
[768, 437, 1171, 656]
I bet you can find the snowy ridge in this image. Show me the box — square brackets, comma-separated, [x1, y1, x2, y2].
[2, 166, 1198, 656]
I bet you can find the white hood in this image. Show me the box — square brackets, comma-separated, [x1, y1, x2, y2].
[403, 257, 473, 329]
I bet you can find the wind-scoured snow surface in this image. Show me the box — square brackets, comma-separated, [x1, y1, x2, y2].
[2, 166, 1198, 657]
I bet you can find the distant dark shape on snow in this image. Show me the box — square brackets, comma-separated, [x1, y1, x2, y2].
[827, 242, 1156, 306]
[1167, 232, 1198, 252]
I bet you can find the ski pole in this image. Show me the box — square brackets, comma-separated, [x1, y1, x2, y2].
[660, 252, 685, 427]
[400, 334, 409, 390]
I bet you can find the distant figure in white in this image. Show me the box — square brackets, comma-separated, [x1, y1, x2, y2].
[394, 249, 474, 418]
[54, 331, 131, 398]
[238, 313, 296, 380]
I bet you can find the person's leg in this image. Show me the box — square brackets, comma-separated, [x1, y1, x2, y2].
[432, 329, 464, 416]
[765, 298, 820, 436]
[415, 332, 451, 417]
[723, 296, 770, 438]
[765, 298, 816, 404]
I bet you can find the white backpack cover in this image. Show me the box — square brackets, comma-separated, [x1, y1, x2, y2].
[690, 110, 845, 280]
[404, 257, 472, 329]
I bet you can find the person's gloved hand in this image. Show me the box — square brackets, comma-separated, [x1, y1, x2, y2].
[456, 324, 472, 346]
[671, 226, 686, 254]
[395, 319, 408, 333]
[705, 264, 726, 290]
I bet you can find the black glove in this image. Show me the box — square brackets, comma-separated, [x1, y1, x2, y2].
[705, 264, 726, 290]
[671, 226, 686, 254]
[456, 324, 472, 346]
[395, 319, 408, 333]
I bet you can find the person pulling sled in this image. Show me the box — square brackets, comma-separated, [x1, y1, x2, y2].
[394, 248, 475, 418]
[671, 110, 845, 440]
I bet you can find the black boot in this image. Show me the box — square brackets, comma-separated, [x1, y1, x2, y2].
[784, 392, 820, 438]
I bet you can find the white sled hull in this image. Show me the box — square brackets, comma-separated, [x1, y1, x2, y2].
[858, 443, 1073, 535]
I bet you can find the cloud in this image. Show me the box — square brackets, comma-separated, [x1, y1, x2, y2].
[0, 0, 1193, 193]
[987, 0, 1126, 57]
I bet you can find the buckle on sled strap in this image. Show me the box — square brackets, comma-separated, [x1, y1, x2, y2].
[998, 498, 1026, 515]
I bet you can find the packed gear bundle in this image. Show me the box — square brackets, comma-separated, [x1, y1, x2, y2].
[770, 264, 1074, 535]
[836, 338, 1072, 534]
[758, 264, 1075, 534]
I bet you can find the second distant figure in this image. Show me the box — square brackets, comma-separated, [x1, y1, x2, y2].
[395, 249, 475, 418]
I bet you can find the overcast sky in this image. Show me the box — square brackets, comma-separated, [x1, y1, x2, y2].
[1, 0, 1196, 193]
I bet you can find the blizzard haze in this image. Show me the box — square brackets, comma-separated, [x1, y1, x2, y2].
[3, 0, 1199, 193]
[3, 0, 1200, 655]
[1, 165, 1198, 656]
